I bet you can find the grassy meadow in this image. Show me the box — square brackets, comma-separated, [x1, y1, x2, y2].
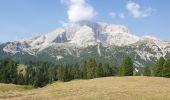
[0, 76, 170, 100]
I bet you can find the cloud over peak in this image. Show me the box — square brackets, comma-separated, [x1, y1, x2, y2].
[126, 1, 153, 18]
[62, 0, 96, 22]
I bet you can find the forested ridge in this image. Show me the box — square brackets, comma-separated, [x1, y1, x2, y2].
[0, 56, 170, 87]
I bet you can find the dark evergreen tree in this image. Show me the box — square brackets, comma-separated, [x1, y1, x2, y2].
[110, 64, 118, 76]
[154, 57, 165, 77]
[95, 63, 104, 77]
[64, 65, 72, 82]
[118, 63, 125, 76]
[86, 58, 97, 79]
[57, 65, 65, 81]
[82, 60, 87, 79]
[34, 65, 49, 87]
[118, 56, 133, 76]
[163, 59, 170, 78]
[17, 74, 25, 85]
[143, 66, 151, 76]
[48, 66, 57, 83]
[0, 60, 18, 84]
[103, 63, 112, 77]
[71, 63, 80, 79]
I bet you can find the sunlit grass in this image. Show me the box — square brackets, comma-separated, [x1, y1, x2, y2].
[1, 76, 170, 100]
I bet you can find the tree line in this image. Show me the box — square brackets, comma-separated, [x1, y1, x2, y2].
[0, 56, 133, 87]
[142, 57, 170, 77]
[0, 56, 170, 87]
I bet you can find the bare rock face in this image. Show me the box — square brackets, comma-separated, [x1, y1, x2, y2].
[0, 22, 170, 72]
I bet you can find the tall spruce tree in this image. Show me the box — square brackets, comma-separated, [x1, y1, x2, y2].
[71, 63, 80, 79]
[48, 67, 57, 83]
[103, 63, 112, 77]
[154, 57, 165, 77]
[118, 56, 133, 76]
[111, 64, 118, 76]
[143, 66, 151, 76]
[82, 60, 87, 79]
[95, 63, 104, 77]
[163, 59, 170, 78]
[86, 58, 97, 79]
[57, 65, 65, 81]
[0, 60, 18, 83]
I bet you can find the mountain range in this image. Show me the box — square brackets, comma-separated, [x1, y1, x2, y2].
[0, 21, 170, 72]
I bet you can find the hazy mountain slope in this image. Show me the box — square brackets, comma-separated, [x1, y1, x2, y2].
[0, 22, 170, 71]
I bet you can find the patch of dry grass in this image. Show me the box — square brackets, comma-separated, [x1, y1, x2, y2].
[1, 76, 170, 100]
[0, 83, 33, 99]
[17, 64, 27, 75]
[0, 83, 33, 92]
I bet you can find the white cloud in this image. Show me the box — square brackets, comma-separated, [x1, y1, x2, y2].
[62, 0, 96, 22]
[119, 13, 125, 19]
[126, 1, 153, 18]
[109, 12, 116, 18]
[109, 12, 125, 19]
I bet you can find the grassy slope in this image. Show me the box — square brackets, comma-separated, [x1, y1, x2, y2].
[0, 76, 170, 100]
[0, 84, 33, 99]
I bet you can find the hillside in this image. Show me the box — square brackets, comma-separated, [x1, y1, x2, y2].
[0, 76, 170, 100]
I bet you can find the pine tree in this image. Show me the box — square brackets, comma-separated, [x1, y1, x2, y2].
[143, 66, 151, 76]
[82, 60, 87, 79]
[86, 58, 97, 79]
[103, 63, 111, 77]
[63, 66, 69, 81]
[154, 57, 165, 77]
[118, 63, 125, 76]
[71, 63, 80, 79]
[17, 74, 25, 85]
[163, 59, 170, 78]
[66, 65, 73, 81]
[111, 64, 118, 76]
[0, 60, 18, 83]
[34, 65, 49, 87]
[95, 63, 104, 77]
[48, 67, 57, 83]
[57, 65, 65, 81]
[119, 56, 133, 76]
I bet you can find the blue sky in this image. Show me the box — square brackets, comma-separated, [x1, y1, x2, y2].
[0, 0, 170, 42]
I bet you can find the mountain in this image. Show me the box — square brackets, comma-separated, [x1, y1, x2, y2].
[0, 22, 170, 72]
